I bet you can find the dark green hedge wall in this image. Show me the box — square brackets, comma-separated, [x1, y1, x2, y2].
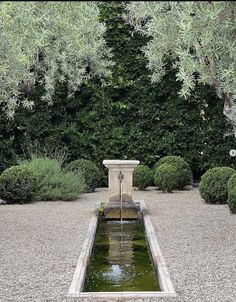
[0, 1, 235, 180]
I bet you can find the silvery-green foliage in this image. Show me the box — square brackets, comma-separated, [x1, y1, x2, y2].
[0, 1, 112, 117]
[125, 1, 236, 132]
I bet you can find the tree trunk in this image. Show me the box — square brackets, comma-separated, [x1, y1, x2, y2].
[222, 93, 236, 137]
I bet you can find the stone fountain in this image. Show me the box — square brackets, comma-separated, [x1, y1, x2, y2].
[102, 160, 140, 220]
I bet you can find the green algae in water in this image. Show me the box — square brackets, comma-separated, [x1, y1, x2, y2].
[84, 220, 160, 292]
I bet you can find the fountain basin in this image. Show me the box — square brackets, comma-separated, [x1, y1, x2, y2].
[67, 201, 176, 299]
[84, 219, 160, 292]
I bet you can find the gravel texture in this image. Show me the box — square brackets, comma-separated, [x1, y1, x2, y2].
[0, 187, 235, 302]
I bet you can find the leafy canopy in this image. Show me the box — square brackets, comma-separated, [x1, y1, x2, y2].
[0, 1, 112, 117]
[125, 1, 236, 131]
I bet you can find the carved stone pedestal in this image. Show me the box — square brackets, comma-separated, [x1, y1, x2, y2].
[102, 160, 140, 220]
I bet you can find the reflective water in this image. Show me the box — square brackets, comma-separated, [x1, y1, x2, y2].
[84, 220, 160, 292]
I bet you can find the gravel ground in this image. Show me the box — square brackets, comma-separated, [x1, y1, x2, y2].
[0, 187, 235, 302]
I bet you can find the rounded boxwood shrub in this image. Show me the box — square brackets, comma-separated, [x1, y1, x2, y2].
[227, 173, 236, 192]
[227, 187, 236, 214]
[199, 167, 235, 204]
[154, 163, 179, 192]
[133, 165, 153, 190]
[0, 165, 39, 203]
[154, 156, 192, 189]
[65, 159, 101, 193]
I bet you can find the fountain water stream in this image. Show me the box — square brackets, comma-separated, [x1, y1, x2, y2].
[118, 171, 124, 223]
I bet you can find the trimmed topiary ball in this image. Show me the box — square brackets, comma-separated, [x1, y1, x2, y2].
[199, 167, 235, 204]
[65, 159, 101, 193]
[154, 163, 179, 192]
[227, 173, 236, 192]
[154, 156, 192, 189]
[0, 165, 39, 204]
[133, 165, 153, 190]
[227, 187, 236, 214]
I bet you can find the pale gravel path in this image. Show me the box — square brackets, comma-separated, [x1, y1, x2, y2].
[0, 188, 235, 302]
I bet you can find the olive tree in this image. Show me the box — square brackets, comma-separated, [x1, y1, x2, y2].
[0, 1, 112, 117]
[125, 1, 236, 134]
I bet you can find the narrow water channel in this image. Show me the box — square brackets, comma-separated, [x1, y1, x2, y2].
[84, 220, 160, 292]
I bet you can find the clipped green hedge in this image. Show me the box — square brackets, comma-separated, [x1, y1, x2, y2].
[154, 163, 179, 193]
[65, 159, 101, 193]
[133, 164, 153, 190]
[154, 156, 192, 189]
[199, 167, 235, 204]
[0, 165, 39, 203]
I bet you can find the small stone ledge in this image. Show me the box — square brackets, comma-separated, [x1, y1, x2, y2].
[67, 291, 177, 299]
[104, 200, 139, 220]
